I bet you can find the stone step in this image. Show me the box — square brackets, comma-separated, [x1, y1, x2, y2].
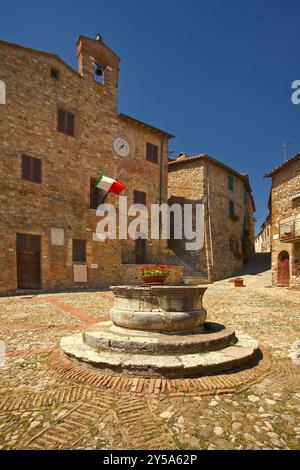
[60, 332, 259, 378]
[83, 321, 237, 355]
[183, 276, 211, 285]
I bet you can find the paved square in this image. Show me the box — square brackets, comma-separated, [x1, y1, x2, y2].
[0, 285, 299, 450]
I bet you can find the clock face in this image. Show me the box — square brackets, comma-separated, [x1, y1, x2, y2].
[113, 137, 130, 157]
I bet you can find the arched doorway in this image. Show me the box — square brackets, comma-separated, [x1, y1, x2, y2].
[278, 251, 290, 286]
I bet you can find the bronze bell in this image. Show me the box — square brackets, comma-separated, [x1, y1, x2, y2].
[94, 62, 104, 77]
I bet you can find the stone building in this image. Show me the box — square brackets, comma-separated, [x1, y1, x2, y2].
[0, 35, 175, 295]
[255, 214, 271, 253]
[168, 153, 255, 281]
[265, 153, 300, 287]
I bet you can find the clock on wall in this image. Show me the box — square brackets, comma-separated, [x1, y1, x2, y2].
[113, 137, 130, 157]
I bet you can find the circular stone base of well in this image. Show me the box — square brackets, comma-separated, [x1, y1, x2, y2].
[48, 346, 271, 397]
[60, 322, 261, 378]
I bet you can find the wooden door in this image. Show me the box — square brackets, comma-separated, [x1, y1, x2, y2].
[17, 234, 41, 289]
[278, 251, 290, 286]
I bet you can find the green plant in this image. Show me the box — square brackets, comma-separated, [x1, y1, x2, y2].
[140, 265, 171, 277]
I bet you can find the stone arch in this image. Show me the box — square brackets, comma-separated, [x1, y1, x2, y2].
[0, 80, 6, 104]
[278, 250, 290, 286]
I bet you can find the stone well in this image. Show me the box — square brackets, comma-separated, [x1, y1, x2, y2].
[61, 285, 260, 378]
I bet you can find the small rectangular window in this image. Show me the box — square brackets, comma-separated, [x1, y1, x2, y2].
[73, 240, 86, 263]
[229, 201, 235, 218]
[57, 108, 75, 136]
[146, 142, 159, 164]
[228, 175, 234, 190]
[51, 68, 60, 81]
[21, 155, 42, 184]
[133, 190, 146, 205]
[229, 237, 239, 254]
[90, 178, 106, 209]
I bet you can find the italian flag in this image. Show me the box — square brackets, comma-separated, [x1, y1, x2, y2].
[95, 172, 126, 196]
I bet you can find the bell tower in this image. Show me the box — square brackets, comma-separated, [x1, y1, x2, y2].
[76, 34, 120, 110]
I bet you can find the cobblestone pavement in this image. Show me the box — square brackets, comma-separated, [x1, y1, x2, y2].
[0, 285, 299, 450]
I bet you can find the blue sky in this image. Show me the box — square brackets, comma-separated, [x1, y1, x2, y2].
[1, 0, 300, 232]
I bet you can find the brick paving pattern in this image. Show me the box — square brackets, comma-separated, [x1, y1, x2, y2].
[0, 287, 299, 450]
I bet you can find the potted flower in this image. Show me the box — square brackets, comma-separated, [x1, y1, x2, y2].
[140, 266, 171, 286]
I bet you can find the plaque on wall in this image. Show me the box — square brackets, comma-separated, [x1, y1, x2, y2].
[73, 264, 88, 283]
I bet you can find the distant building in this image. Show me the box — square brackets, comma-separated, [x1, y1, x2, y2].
[265, 153, 300, 287]
[255, 214, 271, 253]
[168, 153, 255, 281]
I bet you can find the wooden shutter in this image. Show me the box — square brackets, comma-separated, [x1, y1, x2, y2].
[146, 143, 159, 164]
[133, 190, 146, 205]
[57, 108, 75, 136]
[32, 158, 42, 183]
[21, 155, 42, 184]
[229, 201, 235, 217]
[66, 111, 75, 136]
[21, 155, 31, 180]
[57, 108, 65, 132]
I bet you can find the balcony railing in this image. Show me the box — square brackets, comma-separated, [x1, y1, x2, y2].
[279, 219, 300, 242]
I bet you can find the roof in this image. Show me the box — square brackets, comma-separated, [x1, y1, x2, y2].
[0, 39, 80, 77]
[264, 153, 300, 177]
[169, 153, 255, 211]
[119, 113, 174, 139]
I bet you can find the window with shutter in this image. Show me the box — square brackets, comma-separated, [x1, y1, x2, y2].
[146, 142, 159, 164]
[229, 201, 235, 217]
[21, 155, 42, 184]
[57, 108, 75, 136]
[73, 240, 86, 263]
[133, 190, 146, 205]
[228, 175, 234, 190]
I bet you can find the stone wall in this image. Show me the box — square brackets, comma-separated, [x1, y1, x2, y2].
[270, 160, 300, 287]
[0, 38, 170, 294]
[168, 156, 255, 281]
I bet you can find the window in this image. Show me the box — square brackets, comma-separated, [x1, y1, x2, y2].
[229, 201, 235, 218]
[21, 155, 42, 184]
[228, 175, 234, 190]
[90, 178, 106, 209]
[146, 142, 159, 164]
[133, 190, 146, 205]
[229, 237, 239, 254]
[72, 240, 86, 263]
[51, 68, 60, 81]
[57, 108, 75, 136]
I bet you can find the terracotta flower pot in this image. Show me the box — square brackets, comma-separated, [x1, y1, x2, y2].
[234, 278, 244, 288]
[141, 274, 169, 286]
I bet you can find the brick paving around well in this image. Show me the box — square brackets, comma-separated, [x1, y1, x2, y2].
[0, 285, 299, 450]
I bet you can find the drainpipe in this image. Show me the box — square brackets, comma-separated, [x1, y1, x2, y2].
[159, 137, 164, 255]
[206, 173, 214, 280]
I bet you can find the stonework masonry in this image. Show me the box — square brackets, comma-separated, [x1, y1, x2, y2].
[0, 36, 173, 295]
[265, 154, 300, 288]
[168, 154, 255, 281]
